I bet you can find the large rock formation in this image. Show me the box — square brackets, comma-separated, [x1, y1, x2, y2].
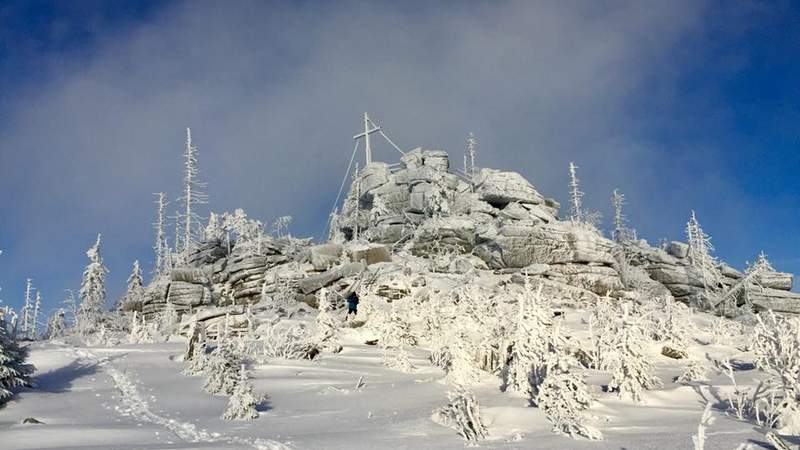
[141, 146, 798, 324]
[336, 148, 621, 297]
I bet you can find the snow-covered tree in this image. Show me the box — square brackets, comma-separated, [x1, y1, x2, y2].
[751, 311, 800, 430]
[607, 308, 661, 401]
[444, 329, 482, 387]
[177, 127, 208, 258]
[153, 192, 169, 274]
[536, 351, 602, 440]
[587, 294, 620, 370]
[465, 132, 477, 179]
[568, 162, 584, 222]
[223, 365, 260, 420]
[313, 288, 342, 353]
[118, 260, 145, 312]
[676, 360, 708, 384]
[0, 312, 32, 404]
[31, 291, 41, 339]
[433, 388, 488, 443]
[505, 282, 561, 401]
[204, 339, 242, 395]
[44, 309, 67, 340]
[78, 234, 108, 334]
[21, 278, 33, 339]
[184, 341, 210, 376]
[327, 208, 345, 244]
[158, 300, 179, 334]
[685, 211, 723, 309]
[611, 189, 635, 243]
[129, 311, 153, 344]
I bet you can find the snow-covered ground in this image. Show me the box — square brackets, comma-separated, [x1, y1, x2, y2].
[0, 322, 776, 450]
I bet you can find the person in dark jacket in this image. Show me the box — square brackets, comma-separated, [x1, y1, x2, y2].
[346, 290, 359, 317]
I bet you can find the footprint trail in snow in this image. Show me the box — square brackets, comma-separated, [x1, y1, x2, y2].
[73, 347, 291, 450]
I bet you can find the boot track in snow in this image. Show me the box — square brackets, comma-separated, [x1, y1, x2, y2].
[72, 347, 291, 450]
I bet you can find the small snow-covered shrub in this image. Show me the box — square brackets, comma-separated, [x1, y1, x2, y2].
[587, 294, 620, 370]
[644, 296, 690, 349]
[313, 288, 342, 353]
[383, 345, 416, 373]
[444, 330, 482, 387]
[750, 311, 800, 431]
[259, 319, 310, 360]
[536, 369, 602, 440]
[709, 316, 741, 345]
[183, 341, 210, 376]
[129, 312, 153, 344]
[606, 310, 662, 402]
[158, 301, 179, 334]
[676, 360, 708, 384]
[223, 365, 260, 421]
[433, 389, 488, 444]
[44, 309, 67, 340]
[204, 340, 242, 395]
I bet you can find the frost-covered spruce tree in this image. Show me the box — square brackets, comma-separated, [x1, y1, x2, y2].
[158, 300, 179, 333]
[21, 278, 33, 339]
[685, 211, 723, 310]
[607, 307, 662, 401]
[536, 349, 602, 440]
[676, 359, 709, 384]
[505, 282, 560, 400]
[505, 287, 536, 395]
[118, 260, 145, 312]
[444, 329, 482, 387]
[44, 309, 67, 340]
[568, 162, 584, 223]
[78, 234, 108, 335]
[223, 365, 260, 420]
[153, 192, 169, 274]
[204, 339, 242, 395]
[751, 311, 800, 430]
[177, 127, 208, 258]
[0, 313, 32, 404]
[183, 341, 211, 376]
[129, 311, 153, 344]
[433, 388, 488, 443]
[313, 288, 341, 353]
[588, 294, 619, 370]
[611, 189, 635, 243]
[31, 291, 41, 339]
[465, 132, 478, 179]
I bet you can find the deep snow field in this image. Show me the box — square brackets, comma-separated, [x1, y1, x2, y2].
[0, 308, 781, 450]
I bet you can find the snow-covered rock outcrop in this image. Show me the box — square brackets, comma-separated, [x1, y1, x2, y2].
[141, 146, 799, 323]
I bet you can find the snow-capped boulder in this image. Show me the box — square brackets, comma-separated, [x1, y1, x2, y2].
[411, 217, 477, 256]
[666, 241, 689, 259]
[750, 288, 800, 314]
[166, 281, 212, 308]
[350, 244, 392, 266]
[756, 271, 793, 291]
[491, 222, 615, 268]
[544, 263, 623, 295]
[298, 261, 366, 294]
[306, 243, 343, 271]
[359, 162, 391, 198]
[474, 168, 544, 207]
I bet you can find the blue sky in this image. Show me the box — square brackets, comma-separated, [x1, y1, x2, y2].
[1, 0, 799, 315]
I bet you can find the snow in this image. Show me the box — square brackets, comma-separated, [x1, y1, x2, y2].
[1, 319, 775, 450]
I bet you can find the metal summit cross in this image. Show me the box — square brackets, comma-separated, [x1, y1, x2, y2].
[353, 112, 406, 165]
